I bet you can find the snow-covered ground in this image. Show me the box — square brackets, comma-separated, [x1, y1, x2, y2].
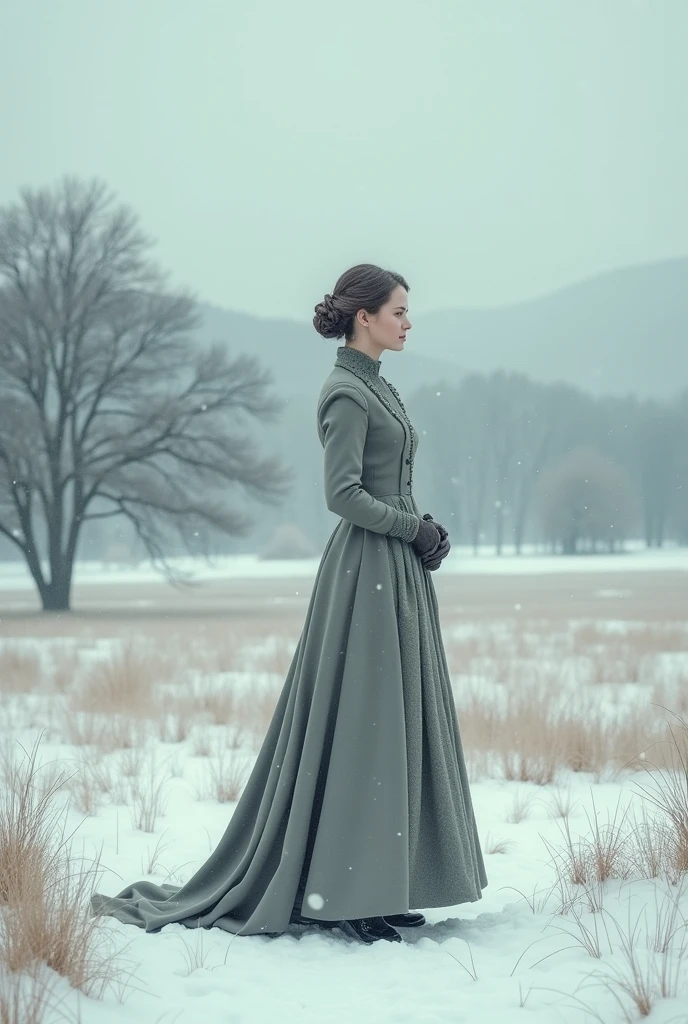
[53, 772, 688, 1024]
[1, 549, 687, 1023]
[1, 539, 687, 592]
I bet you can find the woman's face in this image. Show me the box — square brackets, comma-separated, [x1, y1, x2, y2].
[356, 284, 412, 353]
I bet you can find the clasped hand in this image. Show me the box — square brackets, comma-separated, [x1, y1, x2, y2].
[420, 513, 451, 571]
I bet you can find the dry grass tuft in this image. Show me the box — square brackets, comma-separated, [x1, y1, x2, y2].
[68, 638, 168, 717]
[541, 709, 688, 895]
[482, 831, 516, 855]
[0, 734, 135, 1019]
[546, 785, 580, 819]
[184, 674, 239, 726]
[129, 752, 168, 832]
[0, 646, 43, 695]
[506, 789, 537, 824]
[533, 711, 688, 1019]
[627, 708, 688, 878]
[193, 738, 250, 804]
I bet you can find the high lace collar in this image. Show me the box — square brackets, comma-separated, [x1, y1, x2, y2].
[335, 344, 381, 380]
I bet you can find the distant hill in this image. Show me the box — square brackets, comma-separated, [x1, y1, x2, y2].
[197, 256, 688, 401]
[420, 257, 688, 400]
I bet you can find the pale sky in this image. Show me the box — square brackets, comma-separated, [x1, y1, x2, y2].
[1, 0, 686, 319]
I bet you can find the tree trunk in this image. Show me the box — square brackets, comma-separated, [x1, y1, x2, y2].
[40, 552, 75, 611]
[495, 503, 503, 555]
[469, 515, 481, 555]
[41, 578, 72, 611]
[563, 533, 577, 555]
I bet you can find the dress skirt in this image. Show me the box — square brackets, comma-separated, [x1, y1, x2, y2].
[90, 492, 488, 936]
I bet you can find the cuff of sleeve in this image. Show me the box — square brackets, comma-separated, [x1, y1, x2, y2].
[388, 511, 422, 543]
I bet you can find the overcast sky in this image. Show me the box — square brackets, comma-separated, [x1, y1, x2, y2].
[1, 0, 686, 319]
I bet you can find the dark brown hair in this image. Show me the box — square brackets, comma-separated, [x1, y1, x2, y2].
[313, 263, 409, 341]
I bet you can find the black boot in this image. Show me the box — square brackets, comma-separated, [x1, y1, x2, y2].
[367, 916, 402, 942]
[337, 917, 401, 944]
[383, 911, 426, 928]
[337, 918, 382, 944]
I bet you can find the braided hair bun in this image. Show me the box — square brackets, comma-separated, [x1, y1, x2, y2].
[313, 293, 345, 339]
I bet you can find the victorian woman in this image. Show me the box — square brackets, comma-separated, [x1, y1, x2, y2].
[91, 264, 487, 945]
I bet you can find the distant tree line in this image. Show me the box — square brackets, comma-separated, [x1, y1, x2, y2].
[413, 371, 688, 554]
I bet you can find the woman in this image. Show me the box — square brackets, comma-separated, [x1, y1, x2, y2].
[90, 264, 488, 945]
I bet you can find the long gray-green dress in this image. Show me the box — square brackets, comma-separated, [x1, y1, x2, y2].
[90, 344, 488, 936]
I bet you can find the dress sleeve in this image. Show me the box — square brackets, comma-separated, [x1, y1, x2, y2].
[318, 383, 421, 541]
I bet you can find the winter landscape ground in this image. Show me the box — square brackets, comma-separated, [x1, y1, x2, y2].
[1, 544, 687, 1024]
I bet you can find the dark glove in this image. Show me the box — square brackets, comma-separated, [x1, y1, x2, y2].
[411, 517, 441, 559]
[420, 513, 451, 570]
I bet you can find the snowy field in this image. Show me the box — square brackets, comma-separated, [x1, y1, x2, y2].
[1, 540, 688, 593]
[1, 546, 687, 1024]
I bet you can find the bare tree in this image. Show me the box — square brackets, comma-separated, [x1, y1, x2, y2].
[633, 399, 680, 548]
[672, 388, 688, 545]
[535, 447, 636, 554]
[456, 374, 491, 554]
[480, 371, 561, 556]
[485, 370, 528, 555]
[0, 177, 293, 611]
